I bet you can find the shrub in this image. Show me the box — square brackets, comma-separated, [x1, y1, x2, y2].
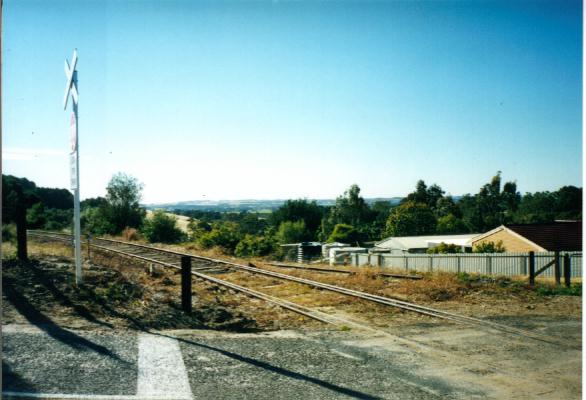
[327, 223, 360, 244]
[427, 242, 462, 254]
[81, 207, 115, 235]
[2, 224, 16, 243]
[276, 220, 309, 244]
[43, 208, 72, 231]
[187, 219, 212, 240]
[235, 234, 277, 257]
[122, 227, 141, 241]
[536, 283, 581, 296]
[142, 210, 186, 244]
[26, 203, 46, 229]
[473, 240, 506, 253]
[198, 222, 242, 253]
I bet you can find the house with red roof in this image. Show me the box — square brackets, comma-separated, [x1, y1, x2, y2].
[471, 221, 582, 253]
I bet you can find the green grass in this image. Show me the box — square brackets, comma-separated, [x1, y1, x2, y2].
[536, 283, 582, 296]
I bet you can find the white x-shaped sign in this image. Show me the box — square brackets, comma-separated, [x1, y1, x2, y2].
[63, 49, 78, 110]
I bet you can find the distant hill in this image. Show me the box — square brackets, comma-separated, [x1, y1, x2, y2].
[144, 197, 404, 213]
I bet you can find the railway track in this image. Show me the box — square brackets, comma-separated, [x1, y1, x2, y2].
[28, 230, 567, 346]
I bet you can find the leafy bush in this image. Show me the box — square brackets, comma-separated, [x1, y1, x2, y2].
[187, 219, 212, 240]
[198, 222, 243, 253]
[26, 203, 46, 229]
[536, 283, 581, 296]
[327, 223, 361, 244]
[276, 220, 309, 244]
[2, 224, 16, 243]
[235, 234, 277, 257]
[427, 242, 462, 254]
[142, 210, 185, 244]
[473, 240, 506, 253]
[81, 207, 115, 235]
[43, 208, 72, 231]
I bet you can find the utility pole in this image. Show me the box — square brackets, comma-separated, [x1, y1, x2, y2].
[64, 49, 82, 285]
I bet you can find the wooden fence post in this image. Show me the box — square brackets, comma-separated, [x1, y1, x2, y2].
[563, 253, 571, 287]
[181, 256, 192, 313]
[15, 202, 27, 262]
[554, 251, 561, 285]
[528, 251, 535, 286]
[86, 234, 91, 261]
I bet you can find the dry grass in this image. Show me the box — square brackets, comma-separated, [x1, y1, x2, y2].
[22, 237, 582, 330]
[22, 238, 325, 331]
[121, 227, 142, 241]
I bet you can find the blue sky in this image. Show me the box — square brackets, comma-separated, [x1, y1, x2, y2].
[3, 0, 582, 203]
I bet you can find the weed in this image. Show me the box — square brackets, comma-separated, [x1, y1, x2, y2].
[536, 283, 582, 297]
[339, 325, 352, 331]
[122, 228, 141, 241]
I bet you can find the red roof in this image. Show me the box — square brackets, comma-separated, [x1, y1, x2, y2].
[505, 221, 582, 251]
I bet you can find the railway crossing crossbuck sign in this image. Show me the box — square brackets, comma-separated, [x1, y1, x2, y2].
[64, 49, 82, 285]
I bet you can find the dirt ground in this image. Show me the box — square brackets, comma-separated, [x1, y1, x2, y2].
[2, 240, 582, 399]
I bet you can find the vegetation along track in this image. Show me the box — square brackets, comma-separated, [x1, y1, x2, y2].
[27, 230, 567, 347]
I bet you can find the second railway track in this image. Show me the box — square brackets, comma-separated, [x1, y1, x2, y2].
[28, 230, 569, 347]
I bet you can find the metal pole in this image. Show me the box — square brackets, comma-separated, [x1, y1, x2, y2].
[73, 90, 82, 285]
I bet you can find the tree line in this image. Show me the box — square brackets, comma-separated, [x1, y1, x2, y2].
[2, 172, 581, 258]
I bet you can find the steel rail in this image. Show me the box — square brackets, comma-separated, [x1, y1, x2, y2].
[267, 262, 423, 279]
[27, 231, 341, 325]
[28, 231, 565, 346]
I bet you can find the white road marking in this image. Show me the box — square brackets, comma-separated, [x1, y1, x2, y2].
[136, 333, 193, 400]
[1, 392, 137, 399]
[3, 332, 194, 400]
[329, 349, 363, 361]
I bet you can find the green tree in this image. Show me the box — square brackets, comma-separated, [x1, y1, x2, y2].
[365, 200, 393, 240]
[384, 201, 436, 237]
[404, 180, 445, 211]
[43, 208, 72, 231]
[405, 180, 429, 205]
[238, 212, 269, 235]
[554, 186, 582, 220]
[461, 172, 521, 232]
[81, 207, 114, 235]
[435, 196, 461, 218]
[187, 219, 212, 240]
[271, 199, 324, 238]
[276, 220, 310, 244]
[327, 223, 361, 244]
[322, 184, 373, 240]
[26, 203, 47, 229]
[142, 210, 186, 243]
[102, 173, 146, 234]
[513, 191, 557, 223]
[436, 213, 469, 234]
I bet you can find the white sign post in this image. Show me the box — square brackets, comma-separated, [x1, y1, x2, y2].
[64, 49, 82, 285]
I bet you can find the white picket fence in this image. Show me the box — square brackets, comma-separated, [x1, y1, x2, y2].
[353, 251, 582, 277]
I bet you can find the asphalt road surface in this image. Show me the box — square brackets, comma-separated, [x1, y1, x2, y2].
[2, 325, 484, 400]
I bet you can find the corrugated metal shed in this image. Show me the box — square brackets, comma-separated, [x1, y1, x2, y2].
[375, 233, 480, 253]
